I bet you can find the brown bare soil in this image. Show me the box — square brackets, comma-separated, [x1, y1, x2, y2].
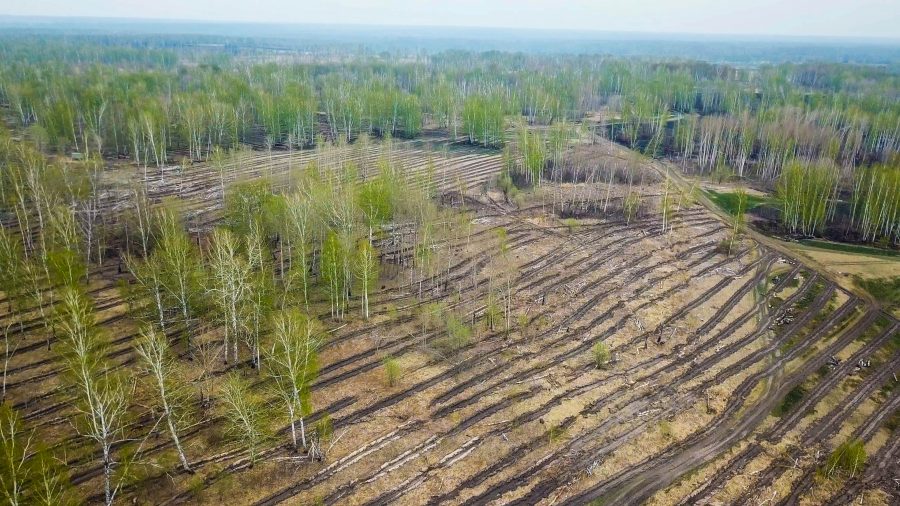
[4, 135, 898, 506]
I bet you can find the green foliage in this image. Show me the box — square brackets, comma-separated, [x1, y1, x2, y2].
[495, 227, 509, 254]
[623, 192, 641, 223]
[496, 172, 520, 202]
[219, 372, 269, 465]
[321, 231, 348, 319]
[0, 404, 74, 505]
[357, 164, 397, 234]
[0, 231, 26, 309]
[851, 164, 900, 244]
[315, 414, 334, 448]
[206, 227, 253, 361]
[45, 248, 86, 289]
[153, 207, 204, 329]
[463, 94, 506, 147]
[854, 276, 900, 310]
[134, 326, 194, 449]
[592, 341, 611, 369]
[436, 313, 472, 354]
[224, 180, 274, 236]
[1, 40, 897, 188]
[417, 302, 445, 345]
[823, 439, 867, 478]
[30, 443, 74, 506]
[658, 420, 673, 439]
[772, 384, 807, 417]
[56, 287, 130, 505]
[268, 309, 323, 449]
[383, 357, 402, 387]
[483, 292, 503, 332]
[777, 160, 839, 236]
[0, 405, 31, 505]
[547, 423, 568, 444]
[517, 124, 546, 183]
[705, 189, 767, 217]
[547, 121, 575, 167]
[354, 239, 379, 319]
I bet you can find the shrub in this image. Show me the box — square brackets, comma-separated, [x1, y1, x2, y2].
[593, 341, 611, 369]
[316, 414, 333, 443]
[496, 172, 519, 202]
[434, 313, 472, 354]
[623, 192, 641, 223]
[383, 357, 401, 387]
[772, 385, 807, 417]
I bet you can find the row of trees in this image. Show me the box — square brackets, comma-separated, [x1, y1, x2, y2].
[2, 41, 896, 176]
[2, 41, 896, 247]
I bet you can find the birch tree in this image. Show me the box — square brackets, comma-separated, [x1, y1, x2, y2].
[30, 445, 72, 506]
[0, 405, 32, 506]
[0, 230, 26, 314]
[354, 239, 379, 320]
[268, 310, 323, 451]
[155, 208, 203, 339]
[207, 228, 250, 364]
[220, 373, 268, 466]
[285, 192, 316, 308]
[134, 327, 192, 472]
[125, 253, 168, 332]
[321, 232, 347, 320]
[57, 288, 130, 506]
[243, 221, 273, 371]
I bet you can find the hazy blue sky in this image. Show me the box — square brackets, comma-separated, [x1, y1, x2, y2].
[3, 0, 899, 39]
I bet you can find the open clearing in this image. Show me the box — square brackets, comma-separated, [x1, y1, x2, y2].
[3, 134, 897, 505]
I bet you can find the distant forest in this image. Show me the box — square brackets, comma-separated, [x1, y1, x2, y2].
[0, 25, 898, 245]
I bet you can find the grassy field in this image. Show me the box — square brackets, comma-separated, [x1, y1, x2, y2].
[704, 189, 769, 217]
[799, 239, 900, 259]
[854, 276, 900, 311]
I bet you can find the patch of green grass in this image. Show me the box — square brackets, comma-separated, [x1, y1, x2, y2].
[548, 423, 568, 444]
[799, 239, 900, 258]
[795, 281, 825, 310]
[562, 217, 580, 234]
[658, 420, 673, 439]
[704, 189, 768, 217]
[772, 384, 807, 417]
[821, 439, 867, 479]
[854, 276, 900, 310]
[187, 472, 207, 498]
[885, 410, 900, 433]
[770, 271, 799, 288]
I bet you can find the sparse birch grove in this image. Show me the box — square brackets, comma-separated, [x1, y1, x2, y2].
[0, 28, 898, 506]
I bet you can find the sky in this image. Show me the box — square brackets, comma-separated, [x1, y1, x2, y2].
[2, 0, 899, 40]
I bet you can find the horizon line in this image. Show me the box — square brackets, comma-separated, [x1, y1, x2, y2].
[2, 14, 899, 45]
